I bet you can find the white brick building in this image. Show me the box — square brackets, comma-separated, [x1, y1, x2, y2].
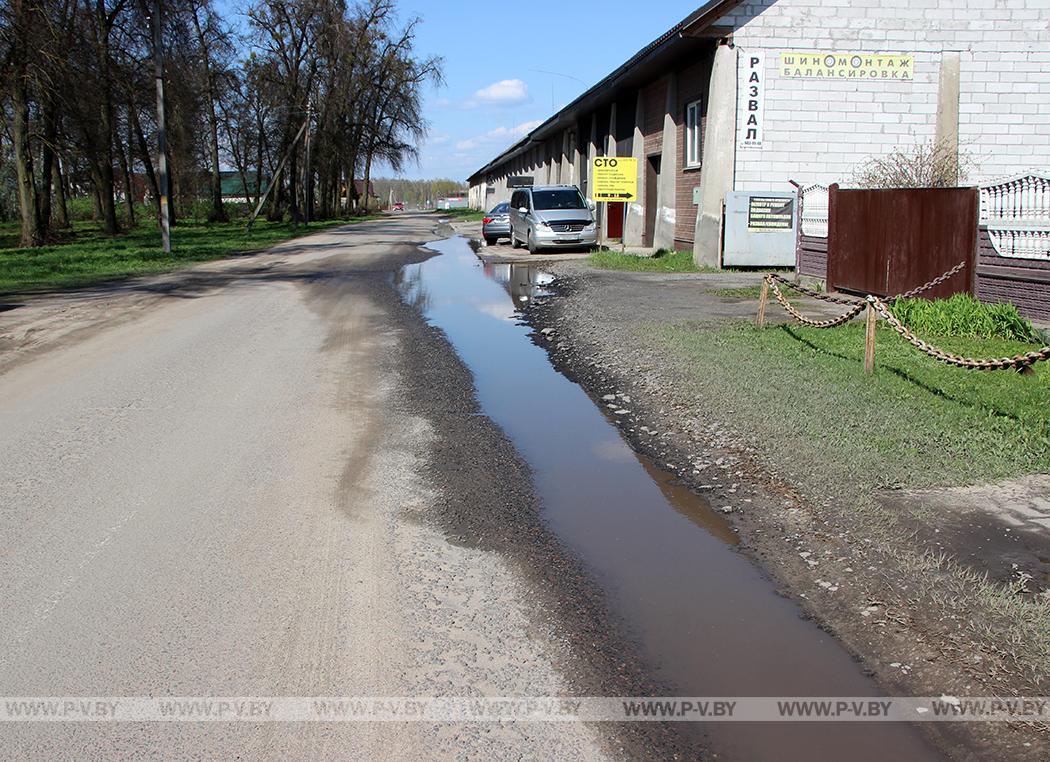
[724, 0, 1050, 191]
[467, 0, 1050, 267]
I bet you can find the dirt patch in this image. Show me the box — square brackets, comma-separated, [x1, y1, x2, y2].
[518, 266, 1050, 762]
[883, 476, 1050, 594]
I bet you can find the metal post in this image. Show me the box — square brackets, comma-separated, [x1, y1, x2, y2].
[151, 0, 171, 252]
[621, 202, 627, 253]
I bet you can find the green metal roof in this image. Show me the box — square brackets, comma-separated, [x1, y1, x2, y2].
[220, 171, 269, 196]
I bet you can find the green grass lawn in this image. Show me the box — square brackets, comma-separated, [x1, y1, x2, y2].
[658, 320, 1050, 492]
[0, 216, 375, 294]
[656, 315, 1050, 693]
[589, 248, 711, 273]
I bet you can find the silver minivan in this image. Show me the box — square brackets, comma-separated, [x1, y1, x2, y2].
[508, 185, 597, 254]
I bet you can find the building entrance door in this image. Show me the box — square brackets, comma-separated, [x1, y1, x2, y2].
[607, 202, 624, 239]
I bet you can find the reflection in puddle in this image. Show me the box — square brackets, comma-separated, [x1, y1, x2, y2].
[395, 237, 940, 762]
[483, 263, 555, 305]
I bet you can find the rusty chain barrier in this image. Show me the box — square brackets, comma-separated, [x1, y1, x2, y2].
[868, 295, 1050, 372]
[767, 274, 862, 306]
[768, 259, 967, 305]
[890, 260, 968, 301]
[756, 262, 1050, 373]
[764, 277, 867, 328]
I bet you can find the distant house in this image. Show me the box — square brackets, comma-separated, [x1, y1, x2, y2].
[216, 172, 377, 207]
[353, 179, 378, 203]
[220, 171, 269, 203]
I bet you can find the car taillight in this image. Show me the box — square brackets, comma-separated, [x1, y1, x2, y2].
[483, 217, 493, 224]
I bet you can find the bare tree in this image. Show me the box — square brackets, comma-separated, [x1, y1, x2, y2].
[1, 0, 441, 246]
[188, 0, 231, 221]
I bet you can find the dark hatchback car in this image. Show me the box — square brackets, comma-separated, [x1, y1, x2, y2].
[482, 202, 511, 245]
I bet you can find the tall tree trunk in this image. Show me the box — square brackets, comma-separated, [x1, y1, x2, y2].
[318, 170, 329, 219]
[92, 1, 119, 234]
[207, 107, 227, 223]
[361, 151, 373, 215]
[52, 156, 70, 229]
[95, 158, 120, 234]
[39, 102, 57, 237]
[11, 56, 43, 247]
[117, 133, 135, 226]
[287, 148, 300, 220]
[91, 180, 103, 221]
[130, 107, 161, 219]
[190, 6, 227, 223]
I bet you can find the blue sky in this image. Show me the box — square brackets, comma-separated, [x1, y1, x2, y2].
[389, 1, 702, 181]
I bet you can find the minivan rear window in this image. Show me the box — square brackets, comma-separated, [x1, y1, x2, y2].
[532, 189, 586, 210]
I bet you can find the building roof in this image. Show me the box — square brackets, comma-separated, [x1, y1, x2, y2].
[466, 0, 743, 183]
[219, 171, 269, 196]
[354, 179, 378, 198]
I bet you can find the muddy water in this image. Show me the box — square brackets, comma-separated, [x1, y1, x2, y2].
[396, 237, 942, 762]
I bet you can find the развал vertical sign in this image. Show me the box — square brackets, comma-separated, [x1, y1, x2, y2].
[738, 51, 765, 150]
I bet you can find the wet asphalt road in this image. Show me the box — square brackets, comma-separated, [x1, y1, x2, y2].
[0, 215, 646, 759]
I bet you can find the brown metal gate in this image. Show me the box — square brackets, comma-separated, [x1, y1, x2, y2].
[827, 185, 977, 298]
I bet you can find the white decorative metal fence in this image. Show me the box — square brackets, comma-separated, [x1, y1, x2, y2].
[795, 183, 830, 278]
[799, 183, 829, 238]
[978, 172, 1050, 261]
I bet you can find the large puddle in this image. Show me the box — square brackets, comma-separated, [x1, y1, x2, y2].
[396, 237, 941, 761]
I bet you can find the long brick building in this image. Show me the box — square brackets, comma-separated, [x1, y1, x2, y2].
[466, 0, 1050, 268]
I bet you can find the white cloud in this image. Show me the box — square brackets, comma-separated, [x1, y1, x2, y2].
[454, 119, 542, 152]
[468, 79, 529, 107]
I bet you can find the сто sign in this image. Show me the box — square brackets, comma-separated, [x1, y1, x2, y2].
[591, 157, 638, 202]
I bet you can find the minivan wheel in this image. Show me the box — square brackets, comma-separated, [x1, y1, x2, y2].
[510, 229, 520, 249]
[527, 230, 539, 255]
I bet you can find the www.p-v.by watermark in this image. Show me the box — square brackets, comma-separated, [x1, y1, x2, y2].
[2, 696, 1049, 722]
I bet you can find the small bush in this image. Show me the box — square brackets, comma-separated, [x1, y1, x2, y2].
[853, 138, 976, 189]
[892, 293, 1037, 342]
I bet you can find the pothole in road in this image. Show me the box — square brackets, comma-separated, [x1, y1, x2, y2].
[395, 236, 942, 762]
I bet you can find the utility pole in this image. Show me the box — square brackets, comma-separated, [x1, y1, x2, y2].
[303, 97, 312, 223]
[150, 0, 172, 252]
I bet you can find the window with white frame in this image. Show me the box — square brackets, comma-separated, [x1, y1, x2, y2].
[685, 99, 703, 168]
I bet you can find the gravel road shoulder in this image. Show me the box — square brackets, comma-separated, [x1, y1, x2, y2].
[517, 261, 1048, 762]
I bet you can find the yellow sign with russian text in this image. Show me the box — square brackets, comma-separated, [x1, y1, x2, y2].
[591, 157, 638, 202]
[779, 52, 914, 80]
